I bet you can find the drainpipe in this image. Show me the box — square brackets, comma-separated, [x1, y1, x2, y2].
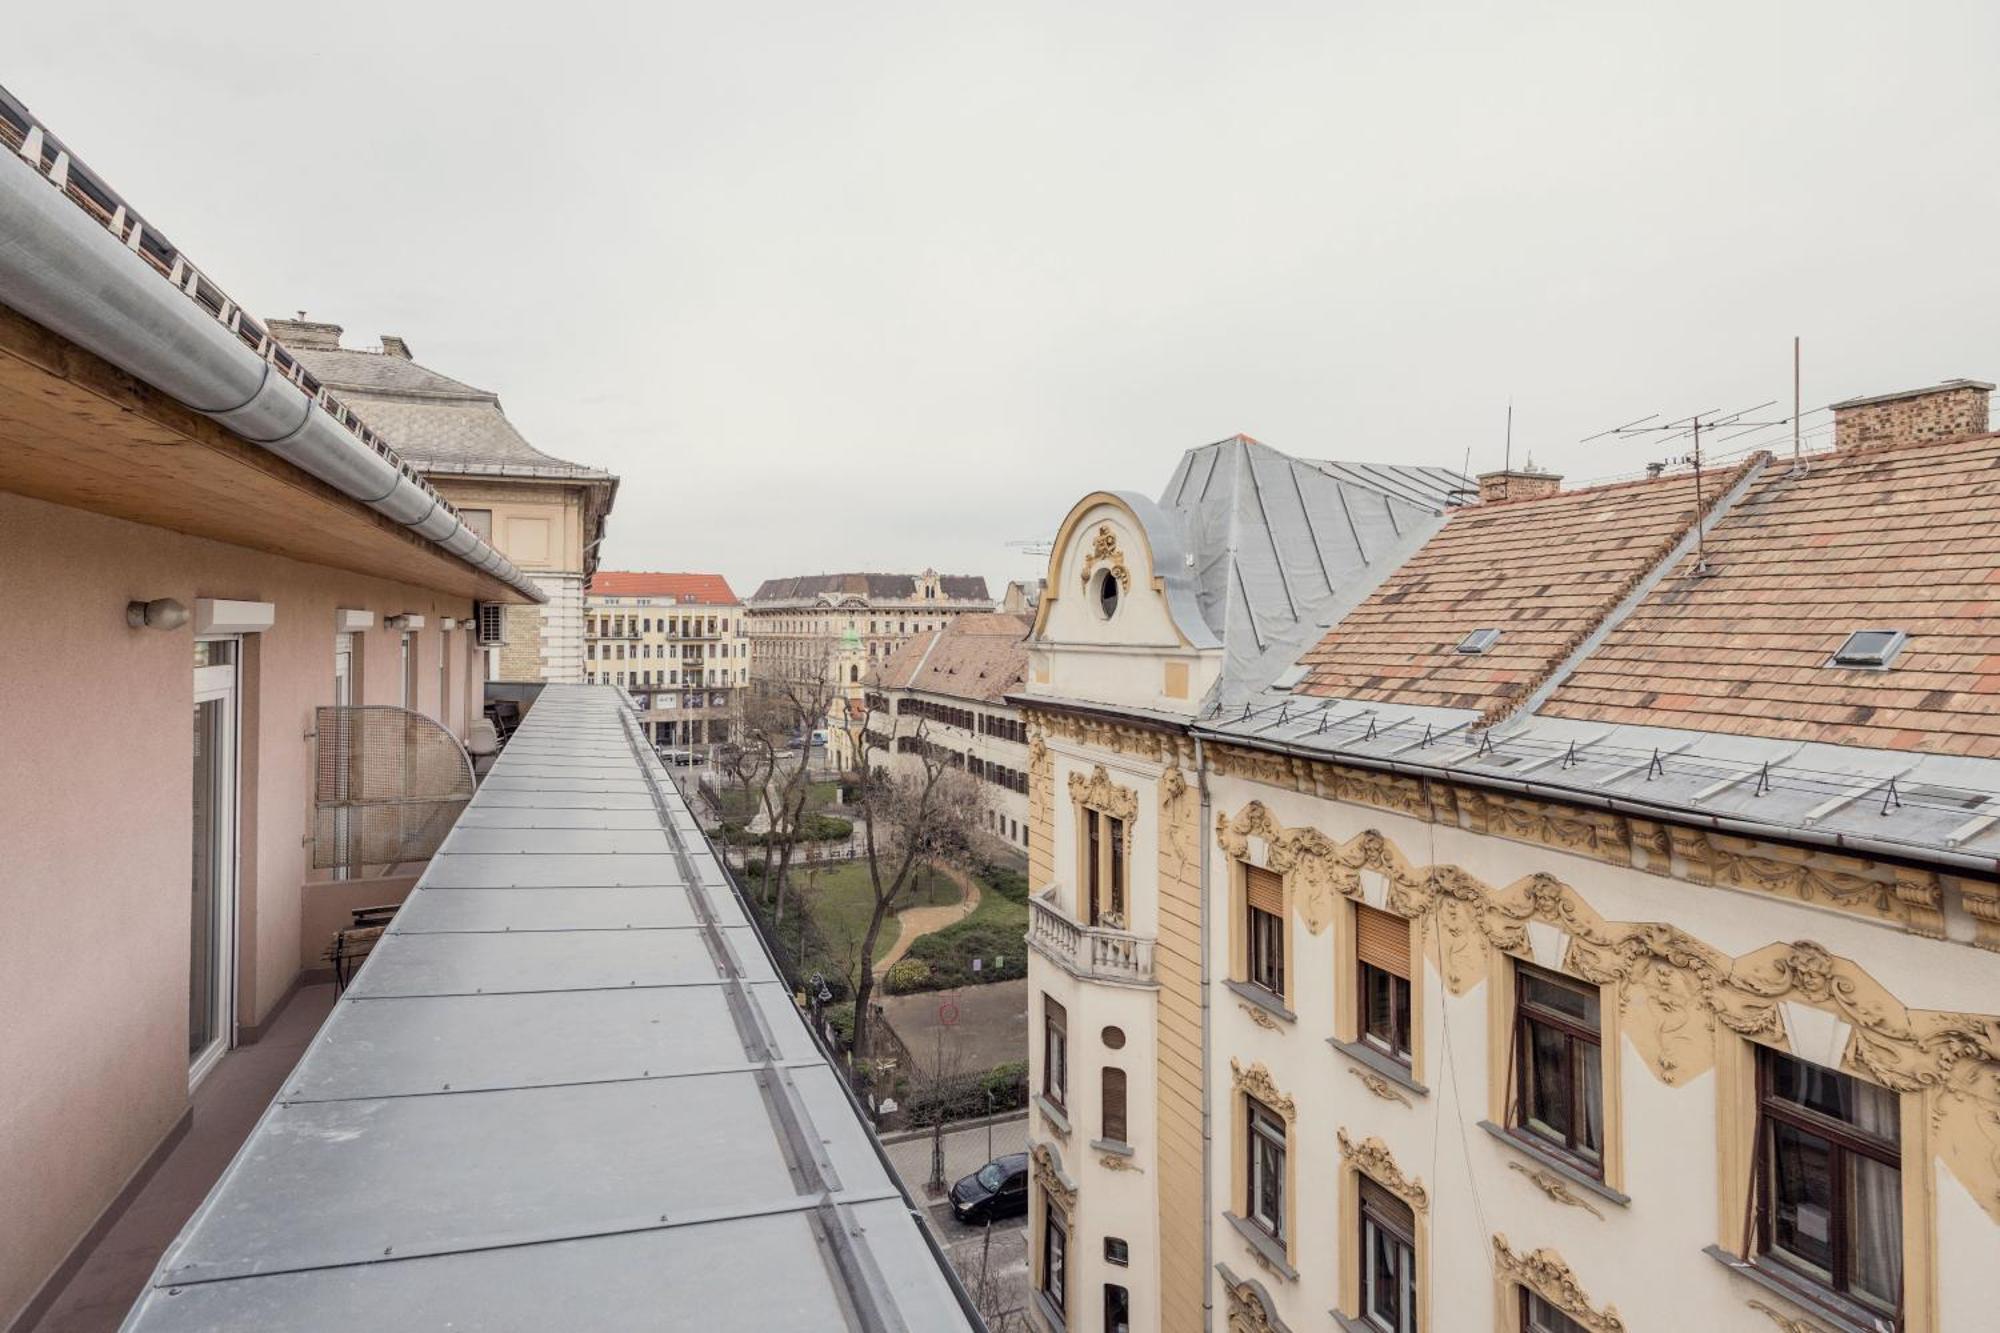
[1194, 732, 1214, 1331]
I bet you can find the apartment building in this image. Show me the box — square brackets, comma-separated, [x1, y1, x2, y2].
[585, 571, 751, 748]
[866, 612, 1035, 854]
[0, 89, 538, 1331]
[1019, 419, 2000, 1333]
[747, 569, 994, 763]
[266, 319, 618, 685]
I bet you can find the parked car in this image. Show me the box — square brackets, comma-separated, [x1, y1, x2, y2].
[949, 1152, 1029, 1224]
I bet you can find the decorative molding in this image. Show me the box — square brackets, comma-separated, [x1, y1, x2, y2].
[1507, 1160, 1605, 1220]
[1099, 1152, 1143, 1173]
[1336, 1128, 1428, 1212]
[1069, 764, 1139, 826]
[1348, 1066, 1413, 1107]
[1080, 523, 1132, 593]
[1747, 1299, 1830, 1333]
[1239, 1000, 1281, 1032]
[1960, 879, 2000, 953]
[1218, 1264, 1291, 1333]
[1030, 1141, 1076, 1216]
[1230, 1058, 1296, 1121]
[1492, 1235, 1624, 1333]
[1161, 764, 1189, 807]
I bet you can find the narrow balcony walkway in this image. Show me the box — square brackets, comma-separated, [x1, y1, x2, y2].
[120, 685, 976, 1332]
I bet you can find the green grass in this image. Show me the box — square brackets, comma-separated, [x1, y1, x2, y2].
[794, 860, 964, 970]
[884, 869, 1033, 993]
[715, 778, 840, 821]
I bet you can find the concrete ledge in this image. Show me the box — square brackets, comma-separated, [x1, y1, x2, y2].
[1477, 1120, 1629, 1208]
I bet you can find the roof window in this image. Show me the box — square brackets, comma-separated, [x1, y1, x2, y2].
[1830, 629, 1908, 669]
[1456, 628, 1502, 655]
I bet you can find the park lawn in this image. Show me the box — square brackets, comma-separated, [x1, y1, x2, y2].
[716, 778, 840, 821]
[799, 860, 963, 967]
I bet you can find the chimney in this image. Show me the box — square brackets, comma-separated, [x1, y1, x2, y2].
[264, 317, 343, 351]
[380, 335, 414, 360]
[1830, 379, 1992, 451]
[1476, 466, 1562, 504]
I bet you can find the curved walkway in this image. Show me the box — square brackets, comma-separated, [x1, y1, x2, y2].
[872, 862, 983, 978]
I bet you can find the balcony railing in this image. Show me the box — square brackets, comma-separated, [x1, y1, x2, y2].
[1028, 888, 1155, 985]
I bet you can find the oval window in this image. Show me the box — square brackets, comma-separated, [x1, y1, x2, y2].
[1096, 569, 1121, 619]
[1101, 1025, 1126, 1049]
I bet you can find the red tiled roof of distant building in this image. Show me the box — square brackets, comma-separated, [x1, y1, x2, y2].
[1295, 459, 1760, 715]
[1539, 433, 2000, 756]
[589, 571, 739, 603]
[872, 613, 1031, 702]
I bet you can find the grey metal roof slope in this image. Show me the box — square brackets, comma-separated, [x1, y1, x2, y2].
[1159, 436, 1459, 706]
[123, 686, 976, 1333]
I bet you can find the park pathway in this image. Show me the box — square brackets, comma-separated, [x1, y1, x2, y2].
[872, 861, 983, 978]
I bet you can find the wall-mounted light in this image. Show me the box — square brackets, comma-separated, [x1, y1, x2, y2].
[126, 597, 189, 631]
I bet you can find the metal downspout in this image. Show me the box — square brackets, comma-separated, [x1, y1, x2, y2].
[1194, 733, 1214, 1331]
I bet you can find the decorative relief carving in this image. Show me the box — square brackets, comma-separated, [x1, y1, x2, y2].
[1336, 1129, 1428, 1212]
[1220, 1269, 1287, 1333]
[1030, 1141, 1076, 1215]
[1230, 1058, 1295, 1121]
[1161, 764, 1188, 807]
[1747, 1299, 1829, 1333]
[1080, 523, 1131, 592]
[1098, 1152, 1143, 1173]
[1962, 880, 2000, 953]
[1347, 1066, 1412, 1108]
[1506, 1161, 1604, 1220]
[1492, 1236, 1624, 1333]
[1239, 1001, 1281, 1032]
[1214, 804, 2000, 1221]
[1069, 764, 1139, 825]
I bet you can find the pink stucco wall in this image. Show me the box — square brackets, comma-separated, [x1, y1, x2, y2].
[0, 490, 482, 1328]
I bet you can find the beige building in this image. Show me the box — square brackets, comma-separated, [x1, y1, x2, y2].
[0, 96, 536, 1332]
[585, 571, 751, 749]
[268, 319, 617, 685]
[747, 569, 994, 763]
[865, 612, 1034, 855]
[1019, 423, 2000, 1333]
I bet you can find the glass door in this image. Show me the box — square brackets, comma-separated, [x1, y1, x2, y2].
[190, 640, 239, 1087]
[333, 633, 354, 880]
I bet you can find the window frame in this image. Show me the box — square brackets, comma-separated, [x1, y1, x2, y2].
[1041, 1197, 1068, 1315]
[1247, 901, 1285, 999]
[1521, 1289, 1590, 1333]
[1101, 1066, 1128, 1145]
[1360, 959, 1413, 1066]
[1359, 1178, 1418, 1333]
[1042, 996, 1068, 1111]
[1511, 963, 1605, 1177]
[1246, 1096, 1287, 1243]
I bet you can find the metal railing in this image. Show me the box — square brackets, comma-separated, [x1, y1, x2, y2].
[1028, 888, 1155, 984]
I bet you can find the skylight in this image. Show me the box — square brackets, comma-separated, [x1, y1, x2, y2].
[1456, 628, 1502, 655]
[1831, 629, 1908, 669]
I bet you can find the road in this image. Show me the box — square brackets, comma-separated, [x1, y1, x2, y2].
[881, 1113, 1030, 1312]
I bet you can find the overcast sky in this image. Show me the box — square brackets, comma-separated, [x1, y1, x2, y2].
[13, 3, 2000, 595]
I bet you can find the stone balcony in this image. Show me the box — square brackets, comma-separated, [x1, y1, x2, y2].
[1028, 887, 1155, 986]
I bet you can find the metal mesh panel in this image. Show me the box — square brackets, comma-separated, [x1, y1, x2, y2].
[314, 705, 475, 869]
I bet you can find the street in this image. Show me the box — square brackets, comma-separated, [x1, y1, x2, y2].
[881, 1113, 1030, 1316]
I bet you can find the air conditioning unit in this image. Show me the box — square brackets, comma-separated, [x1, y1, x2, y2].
[474, 602, 506, 647]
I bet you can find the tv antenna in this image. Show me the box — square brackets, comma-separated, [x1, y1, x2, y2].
[1582, 398, 1790, 576]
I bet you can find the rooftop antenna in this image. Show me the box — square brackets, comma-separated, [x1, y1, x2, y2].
[1505, 399, 1514, 473]
[1790, 335, 1806, 476]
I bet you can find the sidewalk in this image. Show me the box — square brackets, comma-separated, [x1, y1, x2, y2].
[878, 978, 1028, 1073]
[873, 860, 982, 977]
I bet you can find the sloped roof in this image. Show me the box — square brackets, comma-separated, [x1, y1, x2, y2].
[1295, 458, 1759, 715]
[1540, 433, 2000, 756]
[874, 612, 1032, 702]
[273, 327, 611, 479]
[1159, 436, 1465, 704]
[589, 571, 739, 604]
[749, 572, 992, 603]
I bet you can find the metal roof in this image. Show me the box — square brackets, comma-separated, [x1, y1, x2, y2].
[123, 686, 977, 1332]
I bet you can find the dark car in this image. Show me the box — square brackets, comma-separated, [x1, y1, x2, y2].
[949, 1152, 1029, 1224]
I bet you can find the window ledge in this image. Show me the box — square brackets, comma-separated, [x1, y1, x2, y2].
[1330, 1312, 1376, 1333]
[1034, 1094, 1072, 1137]
[1030, 1288, 1068, 1333]
[1224, 978, 1297, 1025]
[1090, 1137, 1134, 1157]
[1701, 1246, 1897, 1333]
[1328, 1037, 1428, 1096]
[1476, 1120, 1629, 1208]
[1222, 1210, 1297, 1282]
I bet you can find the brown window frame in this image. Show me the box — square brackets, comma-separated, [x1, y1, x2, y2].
[1042, 1198, 1068, 1314]
[1247, 902, 1285, 999]
[1521, 1289, 1590, 1333]
[1751, 1047, 1903, 1328]
[1042, 996, 1068, 1110]
[1359, 1178, 1418, 1333]
[1246, 1096, 1286, 1242]
[1510, 962, 1604, 1176]
[1101, 1066, 1128, 1144]
[1356, 905, 1413, 1065]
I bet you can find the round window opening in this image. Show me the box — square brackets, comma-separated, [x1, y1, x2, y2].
[1095, 568, 1121, 619]
[1101, 1025, 1126, 1049]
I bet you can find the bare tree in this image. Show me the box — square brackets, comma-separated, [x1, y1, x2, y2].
[950, 1226, 1027, 1333]
[836, 698, 985, 1061]
[908, 1029, 971, 1194]
[737, 639, 843, 928]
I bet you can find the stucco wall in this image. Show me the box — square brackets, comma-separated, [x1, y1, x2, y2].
[0, 491, 477, 1330]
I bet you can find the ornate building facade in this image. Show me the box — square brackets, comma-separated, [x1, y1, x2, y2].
[584, 571, 750, 749]
[1019, 420, 2000, 1333]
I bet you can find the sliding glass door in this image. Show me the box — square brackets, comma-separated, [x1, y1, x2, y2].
[190, 641, 239, 1087]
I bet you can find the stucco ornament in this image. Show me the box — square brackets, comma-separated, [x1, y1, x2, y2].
[1347, 1066, 1412, 1108]
[1747, 1299, 1830, 1333]
[1069, 764, 1139, 829]
[1211, 805, 2000, 1221]
[1491, 1236, 1625, 1333]
[1337, 1129, 1428, 1212]
[1238, 1001, 1281, 1032]
[1030, 1142, 1076, 1215]
[1507, 1161, 1604, 1220]
[1229, 1058, 1295, 1121]
[1221, 1270, 1289, 1333]
[1080, 523, 1132, 592]
[1098, 1151, 1142, 1173]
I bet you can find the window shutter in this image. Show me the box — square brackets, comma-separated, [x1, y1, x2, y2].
[1245, 866, 1284, 917]
[1102, 1068, 1127, 1143]
[1355, 905, 1411, 977]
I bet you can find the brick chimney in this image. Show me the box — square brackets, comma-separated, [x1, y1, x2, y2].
[264, 317, 342, 350]
[1830, 379, 1992, 451]
[1476, 465, 1562, 503]
[380, 335, 414, 360]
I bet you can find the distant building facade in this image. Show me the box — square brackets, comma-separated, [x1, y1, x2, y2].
[866, 612, 1033, 854]
[585, 571, 750, 749]
[269, 320, 617, 684]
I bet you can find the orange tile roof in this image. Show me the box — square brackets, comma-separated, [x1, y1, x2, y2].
[1296, 459, 1759, 715]
[872, 613, 1032, 703]
[588, 571, 738, 604]
[1540, 434, 2000, 757]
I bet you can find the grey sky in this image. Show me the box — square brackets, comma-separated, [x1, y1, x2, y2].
[14, 3, 2000, 596]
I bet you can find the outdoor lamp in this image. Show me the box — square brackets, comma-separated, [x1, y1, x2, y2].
[126, 597, 189, 631]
